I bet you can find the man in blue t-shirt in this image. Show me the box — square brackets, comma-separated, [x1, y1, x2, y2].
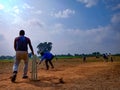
[11, 30, 34, 82]
[38, 51, 54, 70]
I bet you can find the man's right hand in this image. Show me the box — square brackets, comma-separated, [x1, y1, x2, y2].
[38, 61, 41, 64]
[32, 52, 34, 55]
[37, 61, 41, 65]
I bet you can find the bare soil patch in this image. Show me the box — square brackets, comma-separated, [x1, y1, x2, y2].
[0, 57, 120, 90]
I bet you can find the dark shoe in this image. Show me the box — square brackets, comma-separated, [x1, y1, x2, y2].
[46, 68, 49, 70]
[11, 74, 17, 82]
[46, 66, 49, 70]
[22, 76, 28, 79]
[51, 66, 54, 69]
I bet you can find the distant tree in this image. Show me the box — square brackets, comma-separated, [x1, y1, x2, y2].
[0, 55, 13, 60]
[67, 53, 72, 56]
[92, 52, 101, 58]
[74, 54, 80, 56]
[37, 42, 52, 55]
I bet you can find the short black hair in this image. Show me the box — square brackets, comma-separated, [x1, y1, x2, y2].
[19, 30, 25, 35]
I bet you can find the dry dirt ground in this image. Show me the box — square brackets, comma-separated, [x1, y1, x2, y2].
[0, 57, 120, 90]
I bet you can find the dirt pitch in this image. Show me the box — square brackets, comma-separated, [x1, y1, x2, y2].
[0, 57, 120, 90]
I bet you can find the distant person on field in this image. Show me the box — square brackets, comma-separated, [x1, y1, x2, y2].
[82, 54, 86, 63]
[109, 53, 113, 62]
[11, 30, 34, 82]
[38, 51, 54, 70]
[103, 53, 108, 62]
[55, 55, 58, 60]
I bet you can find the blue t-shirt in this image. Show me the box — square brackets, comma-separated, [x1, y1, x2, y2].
[41, 52, 54, 61]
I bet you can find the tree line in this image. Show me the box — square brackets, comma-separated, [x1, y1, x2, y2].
[0, 41, 120, 60]
[0, 52, 120, 60]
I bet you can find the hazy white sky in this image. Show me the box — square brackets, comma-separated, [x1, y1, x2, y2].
[0, 0, 120, 56]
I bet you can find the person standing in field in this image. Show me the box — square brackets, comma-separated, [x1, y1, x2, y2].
[103, 53, 108, 62]
[38, 51, 54, 70]
[109, 53, 113, 62]
[11, 30, 34, 82]
[82, 54, 86, 63]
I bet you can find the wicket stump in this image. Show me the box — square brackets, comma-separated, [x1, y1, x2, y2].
[31, 55, 37, 80]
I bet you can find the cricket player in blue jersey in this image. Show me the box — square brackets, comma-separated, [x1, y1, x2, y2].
[38, 51, 54, 70]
